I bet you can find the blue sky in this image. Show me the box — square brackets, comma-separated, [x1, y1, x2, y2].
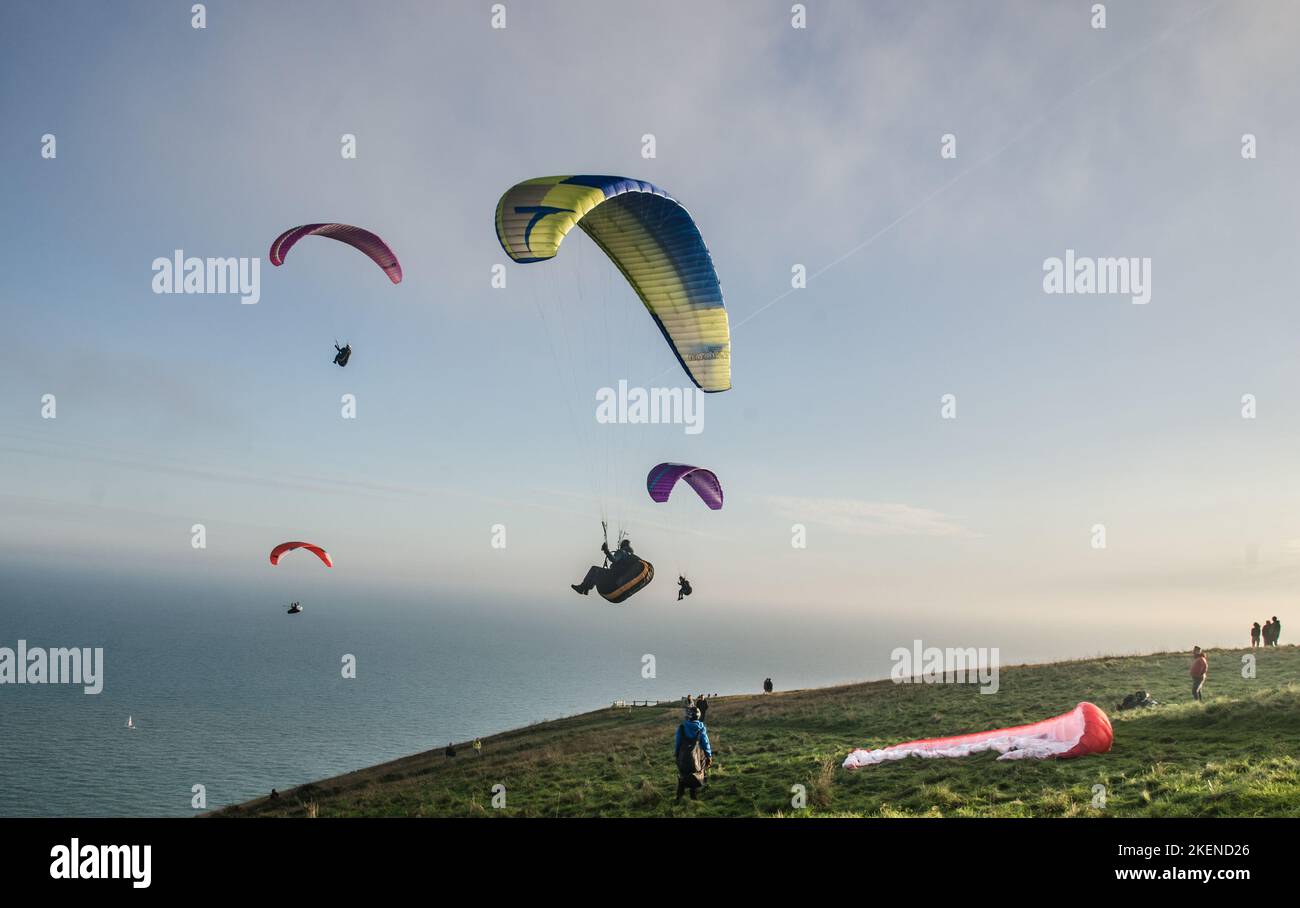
[3, 0, 1300, 655]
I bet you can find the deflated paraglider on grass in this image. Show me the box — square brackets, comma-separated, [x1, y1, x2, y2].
[843, 702, 1114, 768]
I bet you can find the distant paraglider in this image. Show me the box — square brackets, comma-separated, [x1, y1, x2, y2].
[271, 547, 327, 617]
[269, 541, 333, 568]
[268, 224, 397, 370]
[268, 224, 402, 284]
[649, 464, 721, 601]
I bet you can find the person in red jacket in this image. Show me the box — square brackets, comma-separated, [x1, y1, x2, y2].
[1190, 646, 1208, 701]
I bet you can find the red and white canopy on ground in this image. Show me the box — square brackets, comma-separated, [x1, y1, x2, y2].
[843, 701, 1113, 769]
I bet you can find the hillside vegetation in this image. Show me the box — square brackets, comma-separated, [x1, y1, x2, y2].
[215, 646, 1300, 818]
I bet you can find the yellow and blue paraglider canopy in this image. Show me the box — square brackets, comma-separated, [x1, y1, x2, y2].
[495, 175, 731, 393]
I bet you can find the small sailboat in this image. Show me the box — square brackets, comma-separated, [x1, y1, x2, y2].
[125, 716, 136, 730]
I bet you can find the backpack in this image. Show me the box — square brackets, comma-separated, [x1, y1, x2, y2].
[1117, 689, 1158, 711]
[676, 724, 707, 780]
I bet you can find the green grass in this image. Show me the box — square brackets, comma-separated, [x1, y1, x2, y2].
[214, 645, 1300, 818]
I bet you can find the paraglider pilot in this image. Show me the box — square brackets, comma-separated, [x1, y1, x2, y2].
[571, 538, 635, 596]
[333, 342, 352, 367]
[677, 576, 692, 601]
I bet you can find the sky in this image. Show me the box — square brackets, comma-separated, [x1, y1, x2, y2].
[3, 0, 1300, 661]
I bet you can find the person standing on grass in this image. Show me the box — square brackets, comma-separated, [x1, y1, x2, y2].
[1251, 622, 1261, 648]
[1190, 646, 1208, 702]
[1270, 616, 1282, 646]
[696, 695, 709, 725]
[674, 706, 713, 803]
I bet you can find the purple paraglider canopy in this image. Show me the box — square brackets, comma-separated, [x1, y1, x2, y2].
[269, 223, 402, 284]
[646, 463, 723, 510]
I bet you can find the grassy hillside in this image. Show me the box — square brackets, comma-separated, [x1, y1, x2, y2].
[215, 645, 1300, 818]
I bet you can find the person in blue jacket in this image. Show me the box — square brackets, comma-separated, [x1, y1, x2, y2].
[674, 706, 713, 802]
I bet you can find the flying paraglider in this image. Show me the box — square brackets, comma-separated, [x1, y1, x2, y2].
[333, 342, 352, 367]
[571, 535, 654, 604]
[268, 223, 402, 284]
[648, 464, 721, 601]
[646, 463, 723, 510]
[842, 702, 1113, 769]
[495, 176, 731, 392]
[269, 541, 333, 568]
[286, 602, 303, 615]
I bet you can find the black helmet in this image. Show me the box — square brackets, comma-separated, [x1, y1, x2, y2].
[618, 539, 632, 550]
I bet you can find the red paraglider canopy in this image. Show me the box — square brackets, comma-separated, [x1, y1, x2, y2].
[269, 541, 333, 568]
[843, 702, 1113, 768]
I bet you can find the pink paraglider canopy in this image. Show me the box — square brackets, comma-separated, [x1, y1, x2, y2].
[268, 223, 402, 284]
[843, 702, 1113, 768]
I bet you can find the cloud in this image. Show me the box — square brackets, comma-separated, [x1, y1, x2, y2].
[765, 495, 974, 538]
